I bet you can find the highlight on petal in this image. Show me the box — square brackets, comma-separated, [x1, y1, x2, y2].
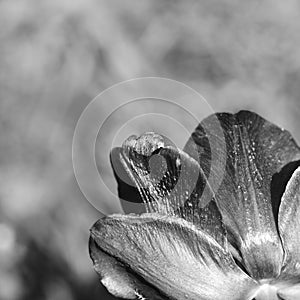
[278, 166, 300, 277]
[89, 213, 258, 300]
[183, 111, 300, 280]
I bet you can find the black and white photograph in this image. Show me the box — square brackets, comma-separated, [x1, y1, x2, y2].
[1, 1, 300, 300]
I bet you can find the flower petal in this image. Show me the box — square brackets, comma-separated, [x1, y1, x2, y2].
[278, 284, 300, 300]
[111, 136, 228, 249]
[184, 111, 300, 279]
[278, 166, 300, 277]
[111, 133, 202, 216]
[90, 213, 257, 300]
[89, 237, 167, 299]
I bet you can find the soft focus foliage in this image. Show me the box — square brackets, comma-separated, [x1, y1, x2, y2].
[0, 1, 300, 299]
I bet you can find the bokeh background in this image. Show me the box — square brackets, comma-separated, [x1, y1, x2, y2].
[1, 0, 300, 299]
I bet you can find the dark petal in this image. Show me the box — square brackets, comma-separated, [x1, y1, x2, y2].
[90, 214, 258, 300]
[89, 237, 168, 299]
[184, 111, 300, 280]
[270, 160, 300, 231]
[278, 167, 300, 278]
[110, 147, 145, 214]
[110, 133, 227, 248]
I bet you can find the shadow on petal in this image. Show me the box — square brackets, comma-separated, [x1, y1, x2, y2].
[271, 160, 300, 230]
[279, 167, 300, 278]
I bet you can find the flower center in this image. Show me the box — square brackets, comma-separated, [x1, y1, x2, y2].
[254, 282, 279, 300]
[253, 279, 300, 300]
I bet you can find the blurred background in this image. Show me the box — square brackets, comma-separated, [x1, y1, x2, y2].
[0, 0, 300, 299]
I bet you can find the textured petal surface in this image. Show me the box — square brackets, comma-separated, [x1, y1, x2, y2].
[90, 213, 257, 300]
[278, 167, 300, 277]
[184, 111, 300, 279]
[89, 237, 167, 299]
[112, 133, 202, 216]
[110, 134, 227, 248]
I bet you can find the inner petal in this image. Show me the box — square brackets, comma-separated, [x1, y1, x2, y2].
[255, 282, 278, 300]
[278, 283, 300, 300]
[253, 280, 300, 300]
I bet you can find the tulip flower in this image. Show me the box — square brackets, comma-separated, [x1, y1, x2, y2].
[89, 111, 300, 300]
